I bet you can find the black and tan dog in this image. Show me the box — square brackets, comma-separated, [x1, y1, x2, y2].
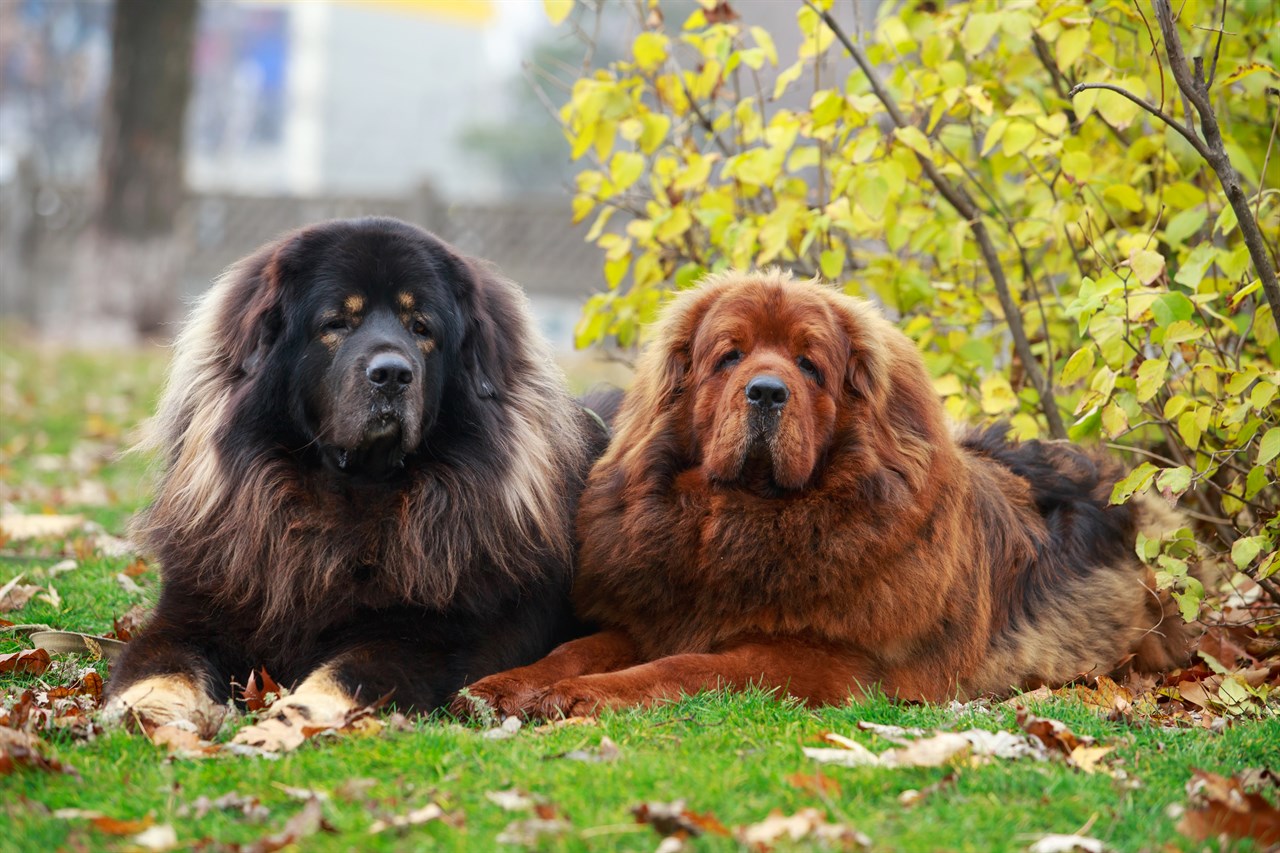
[104, 217, 607, 748]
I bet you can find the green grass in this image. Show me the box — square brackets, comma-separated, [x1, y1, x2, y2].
[2, 337, 1276, 852]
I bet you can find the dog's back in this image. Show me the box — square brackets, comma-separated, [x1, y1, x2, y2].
[957, 425, 1194, 694]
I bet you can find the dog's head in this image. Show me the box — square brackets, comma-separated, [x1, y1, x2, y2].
[216, 218, 506, 479]
[601, 270, 944, 494]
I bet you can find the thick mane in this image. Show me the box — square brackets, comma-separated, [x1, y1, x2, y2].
[132, 226, 588, 637]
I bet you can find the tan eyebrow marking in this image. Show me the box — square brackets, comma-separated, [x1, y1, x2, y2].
[397, 292, 415, 311]
[344, 294, 365, 314]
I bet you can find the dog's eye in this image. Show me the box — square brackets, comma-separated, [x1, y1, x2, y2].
[796, 356, 822, 383]
[716, 349, 743, 371]
[411, 318, 431, 338]
[321, 317, 350, 333]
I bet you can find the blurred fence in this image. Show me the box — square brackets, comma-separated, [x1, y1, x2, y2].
[0, 172, 606, 341]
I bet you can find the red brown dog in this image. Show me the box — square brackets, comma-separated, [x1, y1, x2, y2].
[452, 270, 1193, 718]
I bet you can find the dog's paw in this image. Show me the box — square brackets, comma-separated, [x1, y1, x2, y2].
[448, 675, 546, 721]
[103, 675, 225, 739]
[231, 691, 351, 752]
[532, 678, 618, 719]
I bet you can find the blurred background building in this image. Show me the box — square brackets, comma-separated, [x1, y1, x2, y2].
[0, 0, 824, 349]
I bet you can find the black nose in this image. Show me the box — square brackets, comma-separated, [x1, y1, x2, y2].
[746, 375, 789, 410]
[366, 353, 413, 393]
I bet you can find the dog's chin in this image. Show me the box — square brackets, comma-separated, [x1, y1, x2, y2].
[323, 415, 420, 479]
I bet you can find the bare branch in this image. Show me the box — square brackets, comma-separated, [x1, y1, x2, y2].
[1150, 0, 1280, 340]
[808, 1, 1068, 438]
[1066, 82, 1211, 159]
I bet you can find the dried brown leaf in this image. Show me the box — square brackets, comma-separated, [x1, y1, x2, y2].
[1177, 768, 1280, 846]
[736, 808, 870, 850]
[240, 797, 333, 853]
[786, 770, 841, 797]
[0, 579, 39, 613]
[238, 668, 284, 712]
[89, 814, 154, 835]
[0, 648, 51, 675]
[0, 727, 75, 776]
[632, 799, 730, 838]
[1016, 709, 1091, 756]
[496, 817, 571, 845]
[368, 803, 446, 834]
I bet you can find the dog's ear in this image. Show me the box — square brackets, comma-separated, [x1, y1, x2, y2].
[833, 296, 890, 403]
[456, 257, 518, 403]
[220, 240, 296, 380]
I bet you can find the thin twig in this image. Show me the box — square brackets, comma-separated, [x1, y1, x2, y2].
[1066, 82, 1210, 159]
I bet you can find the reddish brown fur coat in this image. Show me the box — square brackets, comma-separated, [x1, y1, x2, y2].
[453, 271, 1194, 718]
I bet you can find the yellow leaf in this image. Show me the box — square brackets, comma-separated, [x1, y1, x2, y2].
[1071, 87, 1098, 120]
[773, 61, 804, 100]
[1129, 249, 1165, 285]
[1095, 77, 1147, 129]
[1135, 358, 1167, 404]
[894, 126, 932, 158]
[638, 113, 670, 155]
[1060, 345, 1095, 385]
[1055, 26, 1089, 70]
[1061, 150, 1091, 181]
[1001, 120, 1037, 156]
[632, 32, 669, 73]
[543, 0, 574, 25]
[980, 374, 1018, 415]
[961, 13, 1000, 55]
[1103, 184, 1144, 212]
[981, 118, 1008, 156]
[750, 26, 777, 66]
[610, 152, 645, 191]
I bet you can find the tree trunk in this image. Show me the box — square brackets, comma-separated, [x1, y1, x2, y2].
[63, 0, 198, 344]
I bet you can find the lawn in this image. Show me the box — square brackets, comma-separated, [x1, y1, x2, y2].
[1, 335, 1276, 852]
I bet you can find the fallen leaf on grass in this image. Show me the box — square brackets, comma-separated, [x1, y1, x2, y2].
[1067, 744, 1116, 775]
[1016, 708, 1091, 756]
[105, 604, 149, 641]
[786, 770, 841, 797]
[736, 808, 870, 849]
[898, 771, 958, 807]
[553, 735, 621, 763]
[483, 715, 523, 740]
[496, 817, 572, 845]
[0, 574, 39, 612]
[487, 789, 536, 811]
[148, 724, 219, 759]
[1177, 768, 1280, 846]
[1027, 833, 1110, 852]
[0, 514, 84, 541]
[0, 727, 75, 776]
[116, 573, 145, 595]
[335, 778, 378, 801]
[855, 721, 927, 742]
[368, 803, 446, 834]
[531, 715, 598, 733]
[632, 799, 730, 839]
[177, 792, 270, 822]
[47, 559, 77, 577]
[238, 668, 284, 712]
[131, 824, 179, 851]
[88, 814, 154, 835]
[272, 783, 330, 801]
[240, 797, 333, 853]
[0, 648, 51, 675]
[804, 729, 1045, 768]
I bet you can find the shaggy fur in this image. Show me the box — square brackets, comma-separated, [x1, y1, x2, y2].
[105, 218, 605, 738]
[454, 270, 1195, 718]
